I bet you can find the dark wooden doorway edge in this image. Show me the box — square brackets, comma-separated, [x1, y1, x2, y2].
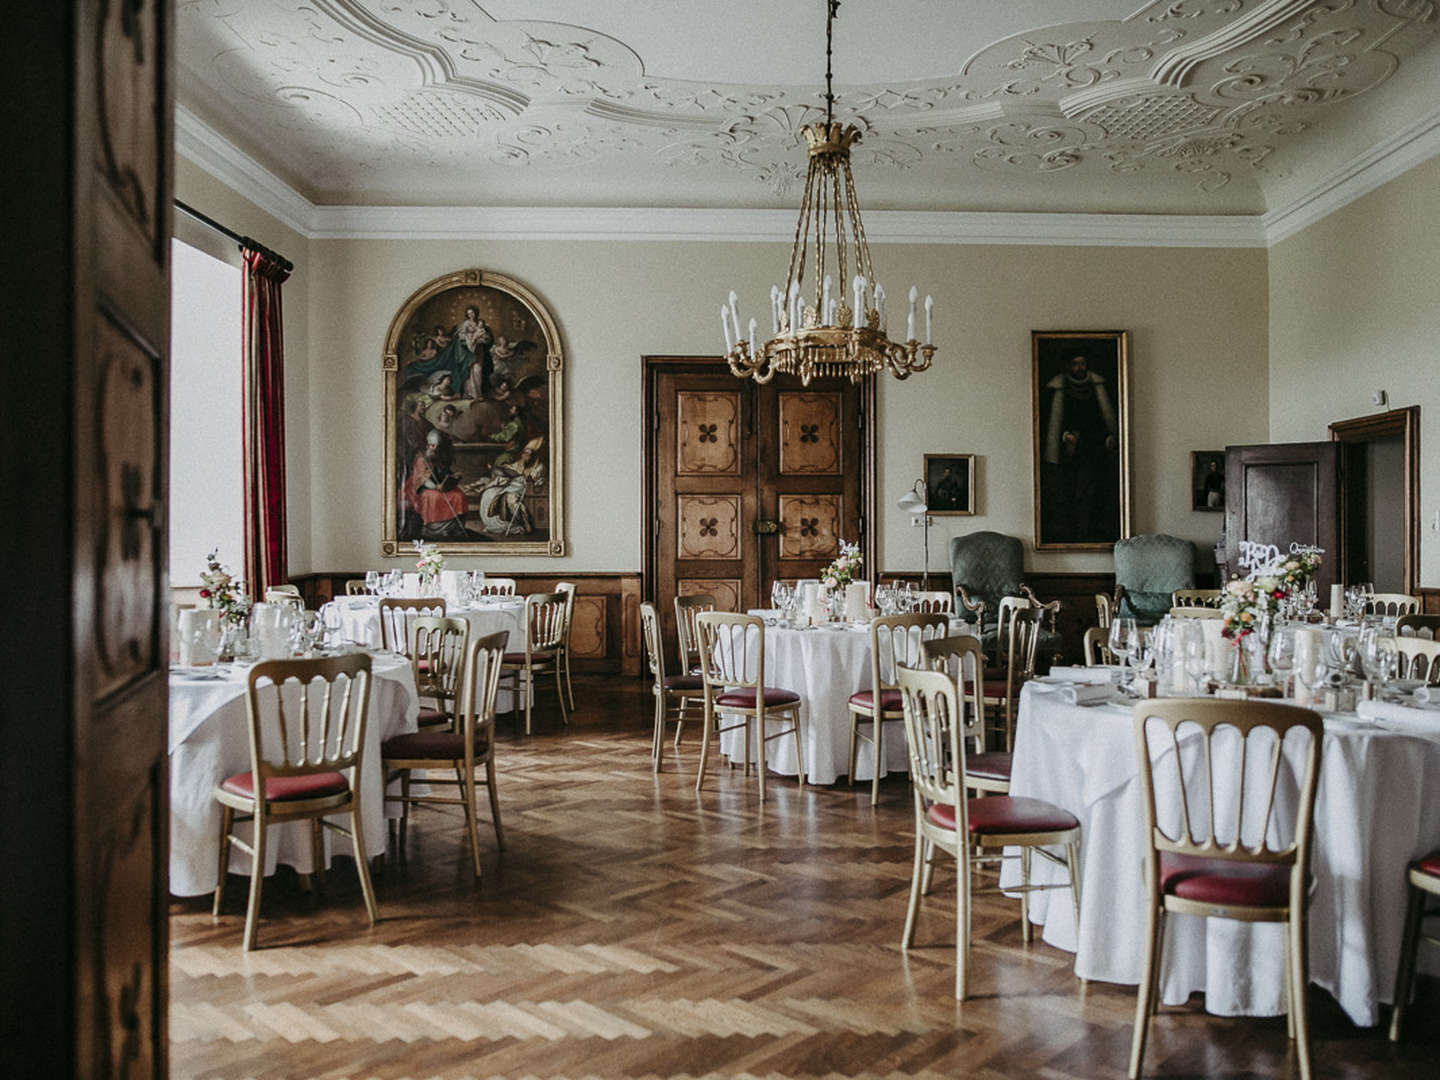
[1329, 406, 1421, 595]
[641, 355, 878, 605]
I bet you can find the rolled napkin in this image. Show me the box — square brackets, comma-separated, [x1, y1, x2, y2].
[1033, 679, 1114, 705]
[1043, 666, 1114, 685]
[1356, 698, 1440, 735]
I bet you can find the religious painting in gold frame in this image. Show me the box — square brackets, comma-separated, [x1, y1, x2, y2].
[1031, 330, 1131, 552]
[382, 269, 565, 557]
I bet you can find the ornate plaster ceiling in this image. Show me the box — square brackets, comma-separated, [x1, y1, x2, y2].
[176, 1, 1440, 214]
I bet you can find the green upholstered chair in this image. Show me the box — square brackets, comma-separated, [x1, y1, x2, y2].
[948, 531, 1062, 664]
[1113, 534, 1197, 627]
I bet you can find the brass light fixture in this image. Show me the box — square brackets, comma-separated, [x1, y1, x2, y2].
[721, 0, 935, 386]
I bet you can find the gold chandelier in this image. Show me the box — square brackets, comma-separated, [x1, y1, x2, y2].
[721, 0, 934, 386]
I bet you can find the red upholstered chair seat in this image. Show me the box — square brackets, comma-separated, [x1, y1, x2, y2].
[383, 729, 487, 760]
[966, 751, 1013, 782]
[415, 658, 431, 673]
[220, 770, 349, 802]
[502, 650, 554, 664]
[964, 679, 1012, 699]
[715, 687, 801, 708]
[926, 796, 1078, 835]
[1158, 852, 1291, 908]
[848, 688, 903, 712]
[416, 707, 450, 726]
[662, 673, 705, 691]
[1416, 850, 1440, 880]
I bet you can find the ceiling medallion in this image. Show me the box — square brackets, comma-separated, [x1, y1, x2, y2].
[720, 0, 934, 386]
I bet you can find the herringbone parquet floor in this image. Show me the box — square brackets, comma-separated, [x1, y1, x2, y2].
[171, 676, 1438, 1079]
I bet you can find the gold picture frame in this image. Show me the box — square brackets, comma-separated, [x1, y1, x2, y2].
[382, 269, 565, 557]
[922, 453, 976, 515]
[1031, 330, 1131, 551]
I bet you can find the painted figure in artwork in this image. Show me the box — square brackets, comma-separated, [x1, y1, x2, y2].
[404, 429, 469, 540]
[1042, 352, 1120, 543]
[405, 305, 494, 399]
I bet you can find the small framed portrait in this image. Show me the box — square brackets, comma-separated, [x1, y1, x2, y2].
[1191, 450, 1226, 512]
[923, 454, 976, 515]
[1031, 330, 1131, 551]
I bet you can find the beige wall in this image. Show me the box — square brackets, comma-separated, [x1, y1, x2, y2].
[305, 237, 1269, 575]
[1268, 152, 1440, 586]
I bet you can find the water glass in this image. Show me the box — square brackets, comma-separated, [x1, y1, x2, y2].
[1268, 625, 1296, 695]
[365, 570, 380, 595]
[1109, 616, 1138, 688]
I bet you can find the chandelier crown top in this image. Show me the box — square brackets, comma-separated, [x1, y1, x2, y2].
[802, 122, 861, 160]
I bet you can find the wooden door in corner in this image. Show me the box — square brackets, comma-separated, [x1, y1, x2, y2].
[1225, 441, 1340, 595]
[646, 357, 873, 655]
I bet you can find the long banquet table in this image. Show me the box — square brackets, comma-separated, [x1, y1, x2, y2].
[335, 594, 524, 650]
[1003, 680, 1440, 1027]
[168, 651, 419, 897]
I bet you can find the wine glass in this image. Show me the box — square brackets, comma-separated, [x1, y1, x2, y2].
[873, 582, 895, 616]
[771, 580, 791, 615]
[1268, 625, 1296, 696]
[1109, 616, 1137, 688]
[365, 570, 380, 596]
[1181, 621, 1208, 694]
[1374, 633, 1400, 689]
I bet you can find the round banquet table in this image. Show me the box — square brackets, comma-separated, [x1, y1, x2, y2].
[168, 651, 419, 897]
[334, 594, 524, 651]
[1002, 680, 1440, 1027]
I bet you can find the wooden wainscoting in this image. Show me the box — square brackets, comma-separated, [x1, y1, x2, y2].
[291, 572, 643, 675]
[1422, 587, 1440, 614]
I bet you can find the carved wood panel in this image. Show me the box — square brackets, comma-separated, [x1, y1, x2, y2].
[570, 595, 607, 659]
[96, 0, 164, 250]
[779, 391, 841, 475]
[95, 315, 161, 699]
[676, 391, 741, 475]
[778, 494, 843, 560]
[678, 578, 742, 614]
[677, 494, 741, 560]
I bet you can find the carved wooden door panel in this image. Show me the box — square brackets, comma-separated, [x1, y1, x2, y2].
[1225, 441, 1340, 595]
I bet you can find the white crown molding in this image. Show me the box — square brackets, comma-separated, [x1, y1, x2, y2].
[1261, 102, 1440, 246]
[174, 105, 314, 237]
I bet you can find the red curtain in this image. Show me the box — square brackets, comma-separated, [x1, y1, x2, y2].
[241, 248, 291, 596]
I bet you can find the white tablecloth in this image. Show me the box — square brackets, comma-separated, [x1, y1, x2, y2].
[168, 652, 419, 897]
[335, 595, 523, 651]
[1005, 682, 1440, 1026]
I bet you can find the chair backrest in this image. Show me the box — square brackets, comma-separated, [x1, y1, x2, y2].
[949, 531, 1024, 627]
[1133, 699, 1322, 876]
[455, 631, 508, 758]
[674, 593, 717, 673]
[1083, 626, 1115, 666]
[244, 654, 372, 789]
[1396, 613, 1440, 640]
[344, 579, 368, 596]
[267, 583, 300, 596]
[996, 607, 1044, 748]
[555, 581, 577, 643]
[920, 634, 986, 754]
[1396, 636, 1440, 684]
[912, 590, 953, 614]
[868, 613, 949, 698]
[409, 615, 470, 713]
[265, 587, 303, 610]
[1115, 534, 1196, 624]
[1172, 588, 1222, 608]
[897, 666, 965, 822]
[1169, 605, 1223, 620]
[378, 597, 446, 653]
[521, 592, 569, 654]
[1365, 592, 1420, 617]
[694, 611, 765, 694]
[638, 601, 667, 691]
[477, 577, 517, 596]
[1095, 591, 1113, 630]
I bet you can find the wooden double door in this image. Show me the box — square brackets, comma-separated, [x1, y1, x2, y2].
[645, 357, 874, 647]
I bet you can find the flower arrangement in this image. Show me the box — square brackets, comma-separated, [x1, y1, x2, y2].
[1275, 546, 1323, 594]
[1220, 574, 1282, 641]
[413, 540, 444, 586]
[821, 540, 863, 591]
[199, 550, 251, 624]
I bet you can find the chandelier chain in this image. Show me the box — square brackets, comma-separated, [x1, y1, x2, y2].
[825, 0, 839, 126]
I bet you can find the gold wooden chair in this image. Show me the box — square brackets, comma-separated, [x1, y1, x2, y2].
[555, 581, 578, 710]
[1129, 699, 1323, 1080]
[897, 666, 1082, 999]
[847, 613, 948, 806]
[1389, 850, 1440, 1041]
[1395, 612, 1440, 640]
[694, 612, 803, 802]
[672, 593, 718, 748]
[1096, 591, 1114, 631]
[1365, 592, 1421, 617]
[1169, 605, 1223, 620]
[344, 579, 369, 596]
[983, 605, 1044, 751]
[639, 602, 705, 773]
[913, 590, 954, 614]
[408, 615, 469, 728]
[476, 577, 517, 596]
[501, 592, 568, 734]
[1171, 588, 1222, 608]
[382, 631, 507, 878]
[378, 596, 446, 654]
[919, 635, 1005, 795]
[1396, 636, 1440, 684]
[1083, 626, 1116, 667]
[211, 654, 379, 950]
[264, 587, 303, 610]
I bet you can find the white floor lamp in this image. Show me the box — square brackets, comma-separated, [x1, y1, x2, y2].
[897, 479, 931, 590]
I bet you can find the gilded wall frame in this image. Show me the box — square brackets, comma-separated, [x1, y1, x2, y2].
[1031, 330, 1131, 552]
[382, 269, 565, 557]
[922, 453, 976, 515]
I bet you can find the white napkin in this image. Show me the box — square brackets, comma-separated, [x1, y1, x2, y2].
[1356, 698, 1440, 736]
[1043, 666, 1114, 685]
[1034, 678, 1114, 705]
[1415, 686, 1440, 705]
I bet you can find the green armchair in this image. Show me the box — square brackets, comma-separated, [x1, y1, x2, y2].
[1113, 534, 1197, 626]
[948, 531, 1062, 663]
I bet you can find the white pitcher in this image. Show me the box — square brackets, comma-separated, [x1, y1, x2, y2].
[177, 608, 222, 667]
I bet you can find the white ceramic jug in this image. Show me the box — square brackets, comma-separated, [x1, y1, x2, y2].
[177, 608, 222, 667]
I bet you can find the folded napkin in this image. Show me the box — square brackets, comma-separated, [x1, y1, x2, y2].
[1415, 686, 1440, 705]
[1043, 666, 1114, 685]
[1034, 678, 1114, 705]
[1356, 698, 1440, 736]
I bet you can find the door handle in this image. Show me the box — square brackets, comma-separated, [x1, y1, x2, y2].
[754, 519, 781, 535]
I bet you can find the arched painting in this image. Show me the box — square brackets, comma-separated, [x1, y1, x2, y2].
[382, 269, 565, 556]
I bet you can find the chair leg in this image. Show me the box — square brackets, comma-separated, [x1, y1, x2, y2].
[847, 709, 861, 788]
[870, 716, 882, 807]
[563, 646, 576, 710]
[1066, 840, 1083, 943]
[1284, 930, 1296, 1040]
[1290, 909, 1313, 1080]
[957, 841, 970, 1001]
[555, 664, 568, 726]
[212, 804, 234, 918]
[524, 667, 534, 735]
[458, 764, 483, 879]
[1150, 908, 1166, 1017]
[242, 814, 267, 951]
[1129, 897, 1163, 1079]
[350, 804, 380, 928]
[674, 698, 687, 750]
[1020, 846, 1033, 945]
[310, 818, 326, 895]
[1389, 880, 1425, 1041]
[695, 701, 714, 793]
[791, 708, 804, 789]
[756, 710, 767, 803]
[921, 837, 936, 896]
[652, 692, 665, 773]
[902, 819, 925, 949]
[485, 755, 505, 850]
[398, 771, 411, 857]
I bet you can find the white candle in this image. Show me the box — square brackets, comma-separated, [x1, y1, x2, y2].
[852, 275, 866, 328]
[748, 317, 757, 354]
[720, 305, 732, 351]
[728, 291, 739, 338]
[906, 285, 918, 341]
[826, 298, 837, 324]
[1329, 583, 1344, 619]
[924, 295, 933, 345]
[874, 283, 886, 333]
[769, 285, 780, 335]
[788, 281, 801, 332]
[822, 275, 832, 323]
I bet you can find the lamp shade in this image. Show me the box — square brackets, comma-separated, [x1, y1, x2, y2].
[897, 486, 927, 514]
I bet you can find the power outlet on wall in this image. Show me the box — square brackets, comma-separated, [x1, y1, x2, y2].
[1432, 511, 1440, 533]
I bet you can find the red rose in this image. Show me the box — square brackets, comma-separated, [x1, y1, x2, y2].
[199, 588, 211, 599]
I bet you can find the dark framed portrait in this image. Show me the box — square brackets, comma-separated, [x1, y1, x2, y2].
[923, 454, 976, 515]
[1191, 450, 1226, 512]
[382, 269, 565, 557]
[1031, 330, 1131, 551]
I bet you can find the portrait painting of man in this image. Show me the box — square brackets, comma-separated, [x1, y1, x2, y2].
[1031, 331, 1130, 550]
[923, 454, 975, 515]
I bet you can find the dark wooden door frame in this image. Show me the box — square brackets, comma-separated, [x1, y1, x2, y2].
[1329, 406, 1421, 595]
[641, 355, 877, 606]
